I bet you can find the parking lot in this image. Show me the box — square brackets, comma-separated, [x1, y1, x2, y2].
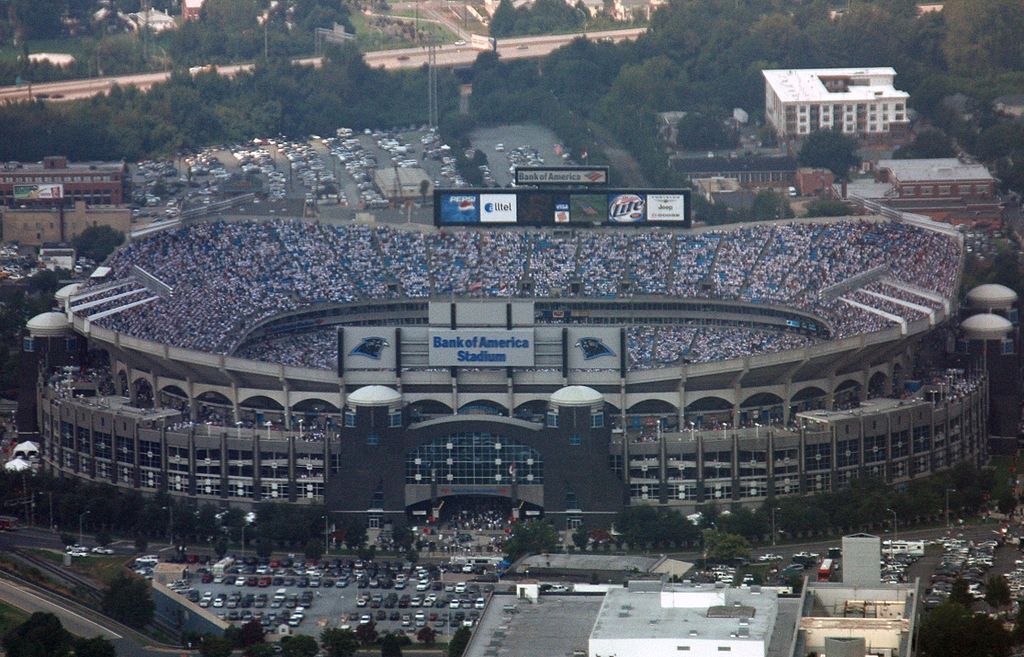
[162, 555, 496, 639]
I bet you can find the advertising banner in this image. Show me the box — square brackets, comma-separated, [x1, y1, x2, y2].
[434, 188, 690, 227]
[479, 193, 517, 223]
[14, 183, 63, 200]
[438, 193, 480, 224]
[428, 328, 535, 367]
[515, 167, 609, 186]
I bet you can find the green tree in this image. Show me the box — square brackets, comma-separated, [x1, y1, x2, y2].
[503, 520, 558, 562]
[985, 574, 1011, 611]
[392, 526, 414, 552]
[381, 632, 404, 657]
[239, 619, 265, 647]
[281, 635, 319, 657]
[896, 129, 957, 159]
[343, 522, 367, 550]
[244, 644, 276, 657]
[10, 0, 65, 40]
[942, 0, 1024, 76]
[321, 628, 360, 657]
[701, 529, 750, 563]
[73, 637, 117, 657]
[918, 601, 1011, 657]
[304, 538, 324, 561]
[798, 130, 861, 181]
[71, 226, 125, 263]
[949, 577, 973, 608]
[214, 536, 229, 558]
[355, 620, 378, 646]
[804, 200, 851, 217]
[134, 533, 148, 553]
[675, 111, 737, 150]
[101, 572, 154, 629]
[448, 627, 471, 657]
[2, 612, 74, 657]
[749, 190, 793, 221]
[416, 626, 437, 645]
[571, 523, 589, 551]
[94, 530, 112, 547]
[199, 635, 233, 657]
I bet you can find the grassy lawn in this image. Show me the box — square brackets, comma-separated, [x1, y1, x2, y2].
[0, 600, 30, 639]
[350, 12, 457, 51]
[28, 549, 130, 585]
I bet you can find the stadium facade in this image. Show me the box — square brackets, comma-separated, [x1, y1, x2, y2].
[27, 214, 988, 529]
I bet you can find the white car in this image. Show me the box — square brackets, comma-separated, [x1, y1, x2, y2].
[91, 546, 114, 555]
[454, 40, 466, 46]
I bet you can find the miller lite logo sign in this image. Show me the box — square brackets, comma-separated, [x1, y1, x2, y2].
[608, 193, 645, 223]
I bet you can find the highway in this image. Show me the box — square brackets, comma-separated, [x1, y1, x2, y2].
[0, 28, 646, 104]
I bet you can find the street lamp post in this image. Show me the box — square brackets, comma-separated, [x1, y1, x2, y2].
[264, 420, 272, 441]
[298, 418, 304, 441]
[163, 505, 174, 545]
[771, 506, 780, 547]
[78, 510, 90, 546]
[236, 421, 243, 440]
[323, 514, 330, 556]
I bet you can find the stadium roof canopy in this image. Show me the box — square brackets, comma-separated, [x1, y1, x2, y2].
[961, 313, 1012, 340]
[967, 283, 1017, 310]
[347, 385, 402, 407]
[550, 385, 603, 407]
[27, 312, 69, 337]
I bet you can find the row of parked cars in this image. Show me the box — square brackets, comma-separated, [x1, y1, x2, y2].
[924, 536, 999, 608]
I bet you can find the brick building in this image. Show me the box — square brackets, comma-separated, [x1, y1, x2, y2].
[875, 158, 1000, 225]
[0, 157, 129, 208]
[1, 202, 131, 247]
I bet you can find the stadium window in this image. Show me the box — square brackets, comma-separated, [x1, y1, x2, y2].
[344, 411, 356, 428]
[389, 411, 402, 428]
[367, 433, 380, 445]
[1009, 309, 1018, 324]
[569, 434, 581, 446]
[1003, 339, 1015, 355]
[22, 337, 33, 353]
[591, 412, 604, 429]
[547, 411, 559, 428]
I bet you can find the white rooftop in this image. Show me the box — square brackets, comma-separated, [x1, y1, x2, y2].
[763, 67, 909, 104]
[550, 385, 603, 407]
[347, 385, 401, 407]
[967, 283, 1018, 308]
[878, 158, 994, 182]
[590, 582, 778, 643]
[961, 312, 1013, 340]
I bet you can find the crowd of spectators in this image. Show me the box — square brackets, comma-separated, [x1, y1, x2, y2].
[85, 218, 961, 364]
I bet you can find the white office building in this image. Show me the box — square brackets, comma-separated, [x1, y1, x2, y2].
[589, 581, 783, 657]
[763, 68, 910, 139]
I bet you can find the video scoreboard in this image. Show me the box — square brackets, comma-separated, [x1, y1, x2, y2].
[433, 188, 691, 228]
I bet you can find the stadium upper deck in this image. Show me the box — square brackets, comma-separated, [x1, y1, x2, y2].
[73, 217, 960, 373]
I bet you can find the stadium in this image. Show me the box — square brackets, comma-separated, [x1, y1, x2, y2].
[30, 210, 988, 530]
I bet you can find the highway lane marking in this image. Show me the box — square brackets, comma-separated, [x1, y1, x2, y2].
[0, 579, 123, 640]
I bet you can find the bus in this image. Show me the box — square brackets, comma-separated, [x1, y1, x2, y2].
[817, 558, 837, 582]
[0, 516, 17, 531]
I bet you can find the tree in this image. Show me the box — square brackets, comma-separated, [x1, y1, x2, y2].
[798, 130, 861, 181]
[214, 536, 229, 558]
[71, 226, 125, 263]
[355, 620, 378, 646]
[73, 637, 117, 657]
[416, 626, 437, 645]
[918, 601, 1011, 657]
[503, 520, 558, 562]
[701, 529, 750, 563]
[281, 635, 319, 657]
[381, 632, 404, 657]
[571, 523, 589, 551]
[985, 574, 1011, 611]
[675, 111, 737, 150]
[134, 533, 148, 553]
[804, 200, 851, 217]
[949, 577, 973, 608]
[101, 572, 154, 629]
[419, 179, 430, 205]
[448, 627, 472, 657]
[304, 538, 324, 561]
[2, 612, 74, 657]
[199, 635, 233, 657]
[94, 530, 112, 547]
[239, 619, 266, 647]
[896, 129, 957, 159]
[321, 628, 360, 657]
[392, 526, 414, 552]
[942, 0, 1024, 76]
[244, 644, 276, 657]
[255, 537, 273, 558]
[343, 522, 367, 550]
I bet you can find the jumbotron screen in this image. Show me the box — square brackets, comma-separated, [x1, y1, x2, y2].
[433, 188, 692, 228]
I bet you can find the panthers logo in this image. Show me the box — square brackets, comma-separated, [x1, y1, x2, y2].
[575, 337, 615, 360]
[349, 336, 389, 360]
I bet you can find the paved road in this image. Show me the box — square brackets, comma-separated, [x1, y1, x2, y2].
[0, 28, 646, 104]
